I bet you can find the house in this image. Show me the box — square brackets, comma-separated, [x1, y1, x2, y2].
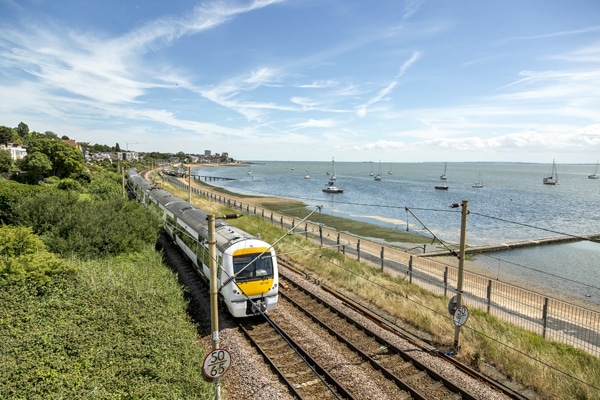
[0, 143, 28, 161]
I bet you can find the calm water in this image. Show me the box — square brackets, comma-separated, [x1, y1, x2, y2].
[194, 161, 600, 307]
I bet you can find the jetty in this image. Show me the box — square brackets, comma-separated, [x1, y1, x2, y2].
[423, 234, 600, 257]
[191, 175, 236, 182]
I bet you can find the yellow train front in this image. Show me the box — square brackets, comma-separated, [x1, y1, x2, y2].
[213, 234, 279, 317]
[127, 168, 278, 318]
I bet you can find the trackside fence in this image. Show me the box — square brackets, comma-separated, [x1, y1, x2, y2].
[168, 176, 600, 357]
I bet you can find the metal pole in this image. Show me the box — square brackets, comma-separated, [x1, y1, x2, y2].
[207, 215, 221, 400]
[188, 166, 192, 203]
[453, 200, 468, 355]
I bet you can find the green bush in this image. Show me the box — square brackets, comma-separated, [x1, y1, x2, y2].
[43, 176, 60, 186]
[0, 247, 212, 399]
[0, 225, 77, 288]
[12, 187, 162, 259]
[0, 181, 49, 224]
[57, 177, 82, 191]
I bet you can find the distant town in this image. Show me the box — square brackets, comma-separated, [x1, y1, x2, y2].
[1, 139, 235, 165]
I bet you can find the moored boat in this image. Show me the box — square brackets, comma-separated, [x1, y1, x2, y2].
[322, 181, 343, 193]
[589, 161, 599, 179]
[543, 160, 558, 185]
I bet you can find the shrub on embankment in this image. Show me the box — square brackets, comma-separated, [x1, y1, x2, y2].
[0, 240, 211, 399]
[0, 176, 213, 399]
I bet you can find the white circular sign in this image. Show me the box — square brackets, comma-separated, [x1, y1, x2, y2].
[202, 348, 232, 379]
[453, 305, 469, 327]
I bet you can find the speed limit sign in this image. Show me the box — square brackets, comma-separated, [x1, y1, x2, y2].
[202, 348, 232, 379]
[453, 305, 469, 327]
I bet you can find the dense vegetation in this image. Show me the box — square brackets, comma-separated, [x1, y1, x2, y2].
[0, 135, 213, 399]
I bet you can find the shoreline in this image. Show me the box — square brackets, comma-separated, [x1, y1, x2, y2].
[180, 163, 599, 311]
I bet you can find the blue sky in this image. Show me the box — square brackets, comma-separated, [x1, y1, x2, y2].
[1, 0, 599, 163]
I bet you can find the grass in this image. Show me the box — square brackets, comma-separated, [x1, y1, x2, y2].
[164, 178, 600, 400]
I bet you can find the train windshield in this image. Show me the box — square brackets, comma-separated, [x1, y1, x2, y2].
[233, 253, 274, 282]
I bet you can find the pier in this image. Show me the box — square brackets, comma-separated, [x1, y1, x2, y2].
[424, 234, 600, 257]
[191, 175, 236, 182]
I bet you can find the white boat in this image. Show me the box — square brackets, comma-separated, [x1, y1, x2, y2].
[589, 161, 599, 179]
[322, 181, 343, 193]
[304, 168, 310, 179]
[440, 163, 448, 180]
[369, 163, 374, 176]
[543, 160, 558, 185]
[374, 160, 383, 181]
[472, 172, 483, 188]
[435, 183, 448, 190]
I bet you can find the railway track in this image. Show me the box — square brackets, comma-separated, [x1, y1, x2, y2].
[239, 316, 352, 400]
[256, 260, 527, 400]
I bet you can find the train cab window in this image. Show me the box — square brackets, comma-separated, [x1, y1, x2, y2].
[233, 253, 273, 281]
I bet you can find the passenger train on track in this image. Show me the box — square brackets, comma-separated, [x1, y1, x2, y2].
[127, 168, 278, 318]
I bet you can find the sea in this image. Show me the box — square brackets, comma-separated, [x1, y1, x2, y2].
[193, 161, 600, 309]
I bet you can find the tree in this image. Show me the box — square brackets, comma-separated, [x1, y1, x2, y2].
[44, 131, 58, 139]
[115, 143, 121, 152]
[0, 126, 11, 145]
[25, 137, 86, 179]
[0, 150, 12, 172]
[20, 152, 52, 179]
[61, 135, 70, 140]
[17, 122, 29, 138]
[176, 151, 187, 162]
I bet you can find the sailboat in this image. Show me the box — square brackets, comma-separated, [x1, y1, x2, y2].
[330, 157, 337, 180]
[589, 161, 599, 179]
[440, 163, 448, 180]
[304, 168, 310, 179]
[388, 163, 393, 175]
[369, 163, 374, 176]
[543, 160, 558, 185]
[374, 160, 383, 181]
[472, 172, 483, 188]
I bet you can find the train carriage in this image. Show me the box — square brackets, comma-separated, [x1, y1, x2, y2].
[127, 168, 278, 317]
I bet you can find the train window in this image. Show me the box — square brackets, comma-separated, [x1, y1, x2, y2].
[233, 253, 273, 282]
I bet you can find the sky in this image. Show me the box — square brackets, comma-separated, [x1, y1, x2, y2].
[1, 0, 600, 163]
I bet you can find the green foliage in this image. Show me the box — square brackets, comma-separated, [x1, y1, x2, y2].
[24, 136, 86, 179]
[0, 225, 77, 287]
[43, 176, 60, 186]
[0, 125, 12, 145]
[20, 151, 52, 180]
[0, 180, 48, 224]
[17, 122, 29, 138]
[57, 178, 82, 191]
[0, 225, 45, 257]
[0, 247, 212, 399]
[0, 149, 12, 172]
[14, 189, 162, 259]
[87, 175, 122, 199]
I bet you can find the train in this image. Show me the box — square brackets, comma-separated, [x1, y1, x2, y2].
[127, 168, 279, 318]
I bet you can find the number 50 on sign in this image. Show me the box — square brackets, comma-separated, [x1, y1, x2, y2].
[202, 348, 232, 379]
